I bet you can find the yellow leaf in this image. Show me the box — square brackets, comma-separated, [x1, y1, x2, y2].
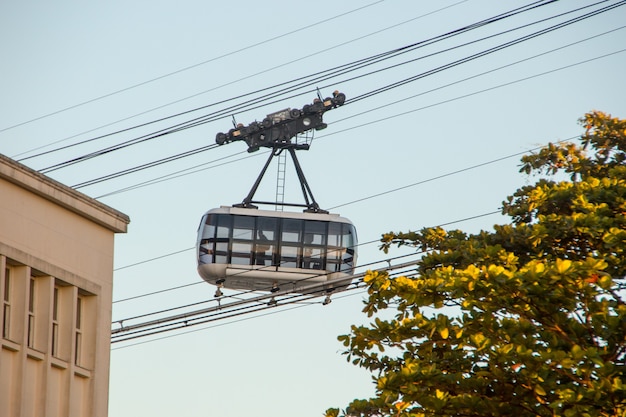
[394, 401, 408, 411]
[535, 385, 547, 396]
[439, 327, 449, 339]
[556, 259, 572, 274]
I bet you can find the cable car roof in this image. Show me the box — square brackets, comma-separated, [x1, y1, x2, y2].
[202, 205, 355, 224]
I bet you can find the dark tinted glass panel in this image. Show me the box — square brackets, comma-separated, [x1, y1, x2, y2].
[257, 217, 278, 241]
[282, 219, 303, 243]
[342, 223, 356, 248]
[280, 245, 299, 268]
[302, 247, 324, 270]
[231, 242, 252, 264]
[216, 214, 232, 239]
[202, 215, 216, 239]
[233, 216, 255, 240]
[327, 222, 341, 247]
[254, 217, 277, 266]
[304, 221, 327, 245]
[215, 242, 228, 264]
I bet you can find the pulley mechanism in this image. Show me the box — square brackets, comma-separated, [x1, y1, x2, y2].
[216, 91, 345, 152]
[214, 90, 346, 212]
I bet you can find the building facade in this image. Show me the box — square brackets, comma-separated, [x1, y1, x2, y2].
[0, 154, 130, 417]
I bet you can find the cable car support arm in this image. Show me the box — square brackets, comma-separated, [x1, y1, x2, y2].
[214, 90, 346, 212]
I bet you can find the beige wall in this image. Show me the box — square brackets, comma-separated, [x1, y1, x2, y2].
[0, 154, 129, 417]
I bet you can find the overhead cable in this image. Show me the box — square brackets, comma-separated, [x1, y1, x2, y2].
[13, 1, 469, 161]
[34, 0, 562, 172]
[1, 0, 387, 135]
[90, 44, 624, 195]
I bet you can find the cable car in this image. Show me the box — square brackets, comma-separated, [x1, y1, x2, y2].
[196, 206, 357, 293]
[196, 91, 356, 297]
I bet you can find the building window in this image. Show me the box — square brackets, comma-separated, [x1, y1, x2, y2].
[51, 287, 59, 356]
[27, 277, 35, 348]
[74, 296, 82, 366]
[2, 267, 10, 339]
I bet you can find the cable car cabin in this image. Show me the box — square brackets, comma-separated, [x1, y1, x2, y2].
[197, 206, 357, 293]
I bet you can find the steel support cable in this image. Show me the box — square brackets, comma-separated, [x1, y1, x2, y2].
[111, 273, 405, 345]
[26, 28, 421, 166]
[112, 291, 312, 337]
[331, 26, 626, 127]
[15, 2, 470, 162]
[111, 258, 420, 343]
[322, 49, 626, 140]
[39, 109, 226, 174]
[60, 2, 619, 187]
[93, 28, 624, 200]
[112, 266, 417, 345]
[113, 262, 421, 346]
[112, 241, 426, 324]
[24, 34, 420, 165]
[111, 296, 318, 343]
[348, 1, 626, 104]
[71, 143, 219, 188]
[112, 249, 423, 327]
[83, 44, 620, 194]
[110, 287, 369, 351]
[1, 0, 388, 135]
[17, 0, 468, 162]
[326, 0, 617, 105]
[33, 0, 558, 171]
[344, 0, 622, 104]
[112, 289, 328, 341]
[95, 149, 255, 198]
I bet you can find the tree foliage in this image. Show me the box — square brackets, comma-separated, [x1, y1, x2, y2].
[327, 111, 626, 417]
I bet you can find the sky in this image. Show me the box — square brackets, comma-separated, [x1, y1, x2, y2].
[1, 1, 625, 416]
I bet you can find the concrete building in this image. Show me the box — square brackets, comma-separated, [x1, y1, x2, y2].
[0, 153, 130, 417]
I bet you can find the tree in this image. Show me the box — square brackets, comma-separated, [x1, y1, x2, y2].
[327, 111, 626, 417]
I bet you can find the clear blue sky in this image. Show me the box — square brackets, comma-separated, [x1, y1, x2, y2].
[1, 1, 625, 416]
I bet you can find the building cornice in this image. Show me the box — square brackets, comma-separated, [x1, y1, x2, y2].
[0, 153, 130, 233]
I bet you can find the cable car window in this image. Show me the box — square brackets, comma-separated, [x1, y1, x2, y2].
[342, 223, 356, 247]
[341, 223, 356, 272]
[325, 249, 343, 272]
[200, 215, 216, 240]
[231, 242, 253, 265]
[215, 242, 228, 264]
[233, 216, 254, 240]
[302, 221, 326, 270]
[255, 217, 277, 266]
[327, 222, 341, 247]
[280, 245, 299, 268]
[257, 217, 278, 241]
[303, 247, 324, 270]
[281, 219, 303, 243]
[304, 220, 326, 245]
[216, 214, 231, 239]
